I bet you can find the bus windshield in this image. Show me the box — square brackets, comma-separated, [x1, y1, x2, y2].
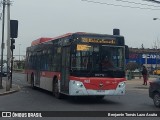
[71, 44, 125, 72]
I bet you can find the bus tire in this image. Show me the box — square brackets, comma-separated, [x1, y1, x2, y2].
[53, 78, 63, 99]
[31, 73, 35, 89]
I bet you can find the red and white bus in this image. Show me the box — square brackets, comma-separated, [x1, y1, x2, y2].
[25, 31, 129, 99]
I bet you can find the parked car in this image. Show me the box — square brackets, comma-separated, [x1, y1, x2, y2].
[149, 78, 160, 107]
[153, 69, 160, 75]
[0, 63, 7, 77]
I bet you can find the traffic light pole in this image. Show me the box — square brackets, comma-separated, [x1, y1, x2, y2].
[10, 38, 15, 88]
[10, 45, 13, 88]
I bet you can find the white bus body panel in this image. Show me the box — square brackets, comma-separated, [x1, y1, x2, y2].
[39, 77, 52, 91]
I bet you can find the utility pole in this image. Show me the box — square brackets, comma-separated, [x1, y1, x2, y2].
[0, 0, 6, 89]
[6, 0, 11, 91]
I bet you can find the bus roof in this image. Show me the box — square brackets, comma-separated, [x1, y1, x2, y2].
[31, 37, 53, 46]
[31, 32, 123, 46]
[31, 33, 74, 46]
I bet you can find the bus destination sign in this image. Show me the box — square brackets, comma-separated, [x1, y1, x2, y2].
[81, 38, 116, 44]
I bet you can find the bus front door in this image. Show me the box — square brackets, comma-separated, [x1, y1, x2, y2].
[61, 46, 70, 94]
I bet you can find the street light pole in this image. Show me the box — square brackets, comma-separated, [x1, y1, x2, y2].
[0, 0, 6, 89]
[153, 18, 160, 72]
[6, 0, 11, 91]
[155, 46, 158, 71]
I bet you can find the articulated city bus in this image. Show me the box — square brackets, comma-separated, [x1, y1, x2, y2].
[25, 31, 129, 99]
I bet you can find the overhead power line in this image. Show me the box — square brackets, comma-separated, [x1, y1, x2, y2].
[115, 0, 160, 7]
[81, 0, 160, 10]
[143, 0, 160, 4]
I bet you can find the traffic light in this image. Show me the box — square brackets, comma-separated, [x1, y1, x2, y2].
[10, 20, 18, 38]
[10, 39, 15, 50]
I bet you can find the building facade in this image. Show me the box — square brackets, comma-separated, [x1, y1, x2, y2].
[126, 48, 160, 71]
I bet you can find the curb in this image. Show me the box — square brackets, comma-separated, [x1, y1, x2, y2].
[0, 84, 21, 96]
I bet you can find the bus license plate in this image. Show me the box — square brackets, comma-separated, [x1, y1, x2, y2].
[97, 90, 105, 92]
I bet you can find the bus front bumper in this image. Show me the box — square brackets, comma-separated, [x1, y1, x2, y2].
[69, 80, 125, 96]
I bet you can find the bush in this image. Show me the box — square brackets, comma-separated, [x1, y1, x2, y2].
[126, 62, 139, 71]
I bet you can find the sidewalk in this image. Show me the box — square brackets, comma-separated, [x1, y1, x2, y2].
[0, 80, 20, 96]
[126, 77, 158, 90]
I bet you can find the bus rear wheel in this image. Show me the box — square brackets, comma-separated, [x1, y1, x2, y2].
[53, 79, 63, 99]
[31, 74, 35, 89]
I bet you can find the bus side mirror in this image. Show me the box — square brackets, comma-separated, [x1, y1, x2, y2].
[125, 45, 129, 59]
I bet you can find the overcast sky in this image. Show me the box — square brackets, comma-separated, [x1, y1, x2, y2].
[0, 0, 160, 60]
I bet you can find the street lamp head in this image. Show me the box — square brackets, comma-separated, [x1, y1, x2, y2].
[153, 18, 159, 20]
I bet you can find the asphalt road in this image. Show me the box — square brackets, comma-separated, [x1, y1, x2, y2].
[0, 73, 160, 120]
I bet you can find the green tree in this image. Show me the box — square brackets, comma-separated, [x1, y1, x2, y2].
[126, 62, 139, 71]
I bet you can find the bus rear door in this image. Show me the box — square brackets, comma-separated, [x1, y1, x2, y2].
[35, 52, 41, 87]
[61, 46, 70, 94]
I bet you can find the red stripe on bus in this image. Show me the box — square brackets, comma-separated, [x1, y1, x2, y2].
[25, 70, 125, 90]
[25, 70, 61, 80]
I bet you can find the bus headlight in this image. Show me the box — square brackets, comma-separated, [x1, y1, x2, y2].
[73, 81, 84, 88]
[76, 82, 83, 87]
[118, 82, 125, 88]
